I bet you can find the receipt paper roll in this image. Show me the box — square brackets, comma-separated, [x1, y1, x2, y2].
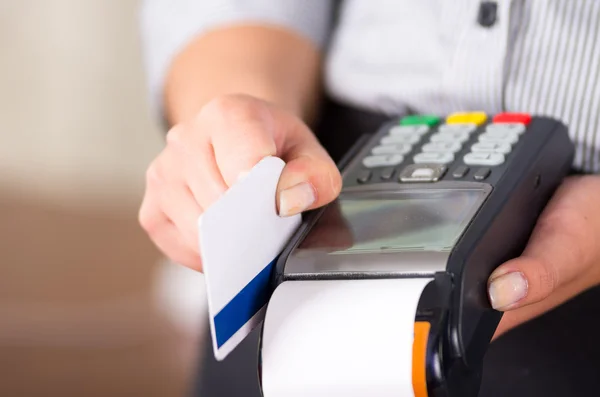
[261, 278, 433, 397]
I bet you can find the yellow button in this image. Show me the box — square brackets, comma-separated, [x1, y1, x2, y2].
[446, 111, 488, 126]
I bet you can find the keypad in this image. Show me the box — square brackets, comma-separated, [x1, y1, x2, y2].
[352, 111, 530, 183]
[457, 113, 527, 169]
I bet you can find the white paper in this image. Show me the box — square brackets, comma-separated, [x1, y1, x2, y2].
[261, 278, 433, 397]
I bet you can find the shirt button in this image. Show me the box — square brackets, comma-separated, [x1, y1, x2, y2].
[478, 1, 498, 28]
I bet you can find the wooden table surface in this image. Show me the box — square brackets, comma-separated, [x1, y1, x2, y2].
[0, 190, 203, 397]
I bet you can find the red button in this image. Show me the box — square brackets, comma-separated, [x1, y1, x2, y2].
[493, 112, 532, 125]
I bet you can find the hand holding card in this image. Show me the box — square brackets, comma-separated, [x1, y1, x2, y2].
[198, 156, 301, 360]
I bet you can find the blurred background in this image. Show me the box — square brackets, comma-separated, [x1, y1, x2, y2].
[0, 1, 208, 396]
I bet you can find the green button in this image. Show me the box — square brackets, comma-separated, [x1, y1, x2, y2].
[400, 115, 440, 126]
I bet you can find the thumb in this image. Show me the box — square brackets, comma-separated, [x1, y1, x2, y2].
[487, 211, 593, 312]
[276, 124, 342, 217]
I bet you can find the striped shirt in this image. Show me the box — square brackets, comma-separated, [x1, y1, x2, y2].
[140, 0, 600, 173]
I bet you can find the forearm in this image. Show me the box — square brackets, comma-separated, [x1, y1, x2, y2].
[163, 25, 323, 125]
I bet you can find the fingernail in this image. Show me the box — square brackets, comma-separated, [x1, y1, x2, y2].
[488, 272, 528, 310]
[279, 182, 315, 216]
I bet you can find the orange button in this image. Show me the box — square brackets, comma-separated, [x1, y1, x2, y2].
[493, 112, 532, 125]
[412, 321, 430, 397]
[446, 111, 487, 126]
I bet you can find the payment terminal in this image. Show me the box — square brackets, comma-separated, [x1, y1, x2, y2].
[258, 112, 574, 397]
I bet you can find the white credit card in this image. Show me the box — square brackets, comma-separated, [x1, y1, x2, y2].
[198, 156, 301, 361]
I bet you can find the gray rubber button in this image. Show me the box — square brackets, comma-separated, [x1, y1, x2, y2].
[357, 170, 372, 183]
[452, 165, 469, 178]
[474, 167, 491, 180]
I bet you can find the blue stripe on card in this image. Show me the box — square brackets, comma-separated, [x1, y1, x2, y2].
[214, 257, 277, 348]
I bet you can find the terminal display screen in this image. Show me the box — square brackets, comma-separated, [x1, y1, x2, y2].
[296, 188, 487, 255]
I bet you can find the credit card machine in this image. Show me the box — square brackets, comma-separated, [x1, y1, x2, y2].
[258, 112, 575, 397]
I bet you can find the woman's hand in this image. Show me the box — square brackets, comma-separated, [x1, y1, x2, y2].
[138, 94, 341, 271]
[489, 175, 600, 338]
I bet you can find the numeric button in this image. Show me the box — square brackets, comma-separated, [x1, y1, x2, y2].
[421, 142, 462, 153]
[389, 125, 429, 136]
[414, 152, 454, 164]
[438, 123, 477, 134]
[471, 142, 512, 154]
[372, 143, 412, 155]
[486, 123, 526, 135]
[479, 131, 519, 145]
[463, 152, 505, 166]
[381, 134, 420, 145]
[430, 131, 470, 143]
[363, 154, 404, 168]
